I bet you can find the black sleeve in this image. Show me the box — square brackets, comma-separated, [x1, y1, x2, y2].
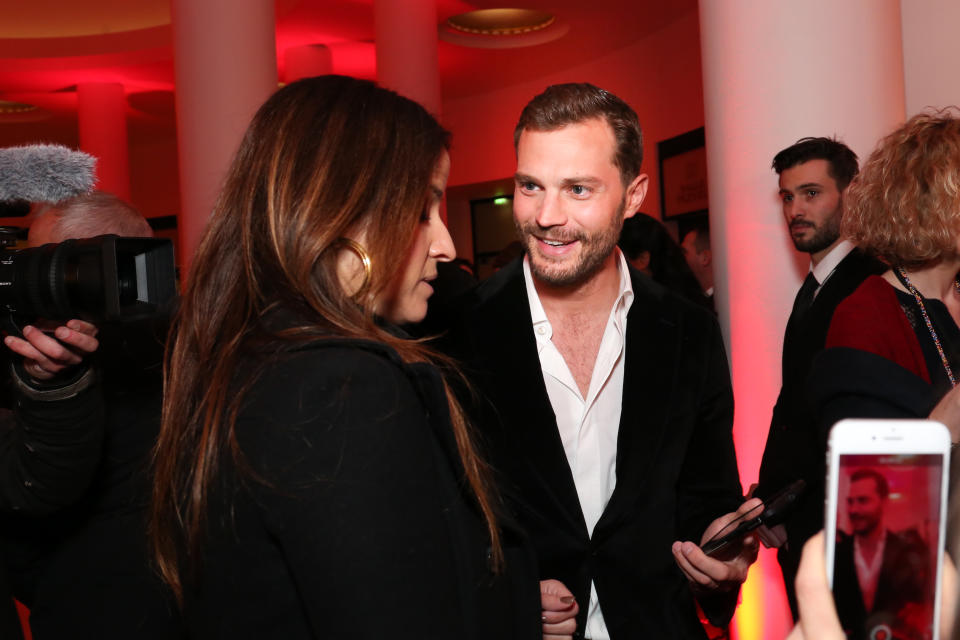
[809, 347, 937, 445]
[0, 366, 104, 514]
[239, 349, 469, 638]
[676, 315, 743, 626]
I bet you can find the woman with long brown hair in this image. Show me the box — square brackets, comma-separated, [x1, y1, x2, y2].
[150, 75, 541, 638]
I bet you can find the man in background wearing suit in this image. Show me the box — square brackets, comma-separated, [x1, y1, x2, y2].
[441, 83, 758, 640]
[757, 137, 883, 618]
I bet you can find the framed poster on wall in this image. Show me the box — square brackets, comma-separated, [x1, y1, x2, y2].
[658, 127, 708, 219]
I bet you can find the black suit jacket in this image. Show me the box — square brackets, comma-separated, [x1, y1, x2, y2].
[833, 529, 931, 640]
[440, 259, 742, 639]
[757, 249, 882, 603]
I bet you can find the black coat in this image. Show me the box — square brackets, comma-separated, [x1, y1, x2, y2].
[184, 337, 541, 639]
[438, 259, 743, 639]
[1, 322, 185, 639]
[757, 249, 882, 613]
[0, 362, 104, 640]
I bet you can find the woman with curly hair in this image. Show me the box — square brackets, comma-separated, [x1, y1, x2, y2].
[814, 111, 960, 439]
[149, 75, 544, 638]
[812, 110, 960, 638]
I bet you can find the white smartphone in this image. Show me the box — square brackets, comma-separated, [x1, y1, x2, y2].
[825, 419, 951, 640]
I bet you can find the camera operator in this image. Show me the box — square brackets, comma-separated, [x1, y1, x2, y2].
[1, 192, 183, 639]
[0, 314, 101, 640]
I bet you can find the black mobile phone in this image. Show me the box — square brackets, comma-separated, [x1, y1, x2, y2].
[702, 479, 806, 557]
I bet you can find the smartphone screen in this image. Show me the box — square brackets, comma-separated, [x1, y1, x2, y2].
[827, 420, 949, 640]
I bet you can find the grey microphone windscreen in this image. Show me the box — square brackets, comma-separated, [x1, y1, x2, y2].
[0, 144, 97, 203]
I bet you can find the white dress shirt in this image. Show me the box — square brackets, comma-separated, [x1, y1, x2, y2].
[809, 239, 855, 297]
[522, 250, 634, 640]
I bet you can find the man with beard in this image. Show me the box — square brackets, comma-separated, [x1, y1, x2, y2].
[439, 83, 757, 639]
[757, 137, 883, 618]
[833, 469, 930, 639]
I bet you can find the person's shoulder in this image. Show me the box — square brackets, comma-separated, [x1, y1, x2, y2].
[255, 338, 414, 401]
[831, 274, 894, 323]
[629, 265, 718, 330]
[237, 339, 430, 460]
[887, 528, 929, 554]
[465, 258, 525, 310]
[837, 248, 885, 277]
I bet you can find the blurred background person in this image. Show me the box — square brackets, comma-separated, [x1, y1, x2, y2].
[150, 76, 545, 639]
[680, 222, 715, 307]
[618, 213, 711, 309]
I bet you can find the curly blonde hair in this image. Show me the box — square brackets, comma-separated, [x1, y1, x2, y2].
[843, 109, 960, 268]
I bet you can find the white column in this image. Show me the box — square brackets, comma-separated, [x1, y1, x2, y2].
[373, 0, 441, 116]
[171, 0, 277, 270]
[901, 0, 960, 116]
[77, 82, 130, 200]
[698, 2, 905, 638]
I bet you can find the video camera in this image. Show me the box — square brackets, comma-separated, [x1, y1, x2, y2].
[0, 145, 176, 324]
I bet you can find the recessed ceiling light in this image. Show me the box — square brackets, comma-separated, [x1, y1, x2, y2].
[439, 8, 568, 49]
[0, 100, 37, 115]
[446, 9, 555, 36]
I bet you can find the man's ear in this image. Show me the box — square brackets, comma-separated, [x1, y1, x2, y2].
[623, 173, 649, 219]
[701, 248, 713, 268]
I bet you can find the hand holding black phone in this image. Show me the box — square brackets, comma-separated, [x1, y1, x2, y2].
[701, 479, 806, 557]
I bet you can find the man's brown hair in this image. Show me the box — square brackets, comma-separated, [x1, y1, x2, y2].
[514, 83, 643, 186]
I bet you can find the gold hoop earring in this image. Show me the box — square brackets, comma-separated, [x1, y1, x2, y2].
[334, 237, 372, 297]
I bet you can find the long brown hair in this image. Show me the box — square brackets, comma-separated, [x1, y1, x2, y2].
[150, 75, 501, 603]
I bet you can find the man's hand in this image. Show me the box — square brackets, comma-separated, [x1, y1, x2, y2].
[4, 320, 99, 381]
[671, 497, 762, 593]
[540, 578, 578, 640]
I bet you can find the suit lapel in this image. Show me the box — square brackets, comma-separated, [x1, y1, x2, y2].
[597, 270, 676, 532]
[471, 261, 587, 533]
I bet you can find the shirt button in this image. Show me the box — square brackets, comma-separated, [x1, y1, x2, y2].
[536, 326, 546, 335]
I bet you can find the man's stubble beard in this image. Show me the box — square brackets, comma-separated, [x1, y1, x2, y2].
[516, 198, 626, 288]
[791, 202, 842, 255]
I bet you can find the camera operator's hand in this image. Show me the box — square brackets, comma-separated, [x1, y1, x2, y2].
[3, 320, 99, 382]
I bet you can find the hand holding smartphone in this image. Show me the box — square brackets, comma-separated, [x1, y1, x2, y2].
[825, 419, 951, 640]
[702, 479, 806, 557]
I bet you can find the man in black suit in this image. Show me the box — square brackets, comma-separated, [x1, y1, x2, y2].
[441, 84, 757, 639]
[757, 137, 883, 617]
[833, 469, 930, 639]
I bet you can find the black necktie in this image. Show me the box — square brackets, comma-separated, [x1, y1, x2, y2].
[792, 272, 819, 319]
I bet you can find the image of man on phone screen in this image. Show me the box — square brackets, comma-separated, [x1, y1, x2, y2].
[833, 468, 932, 640]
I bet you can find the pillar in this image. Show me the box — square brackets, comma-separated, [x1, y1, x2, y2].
[698, 2, 906, 638]
[77, 82, 130, 201]
[373, 0, 441, 116]
[171, 0, 277, 270]
[901, 0, 960, 116]
[284, 44, 333, 83]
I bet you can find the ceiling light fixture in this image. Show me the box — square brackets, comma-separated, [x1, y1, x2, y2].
[440, 8, 567, 49]
[0, 100, 38, 115]
[446, 9, 554, 36]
